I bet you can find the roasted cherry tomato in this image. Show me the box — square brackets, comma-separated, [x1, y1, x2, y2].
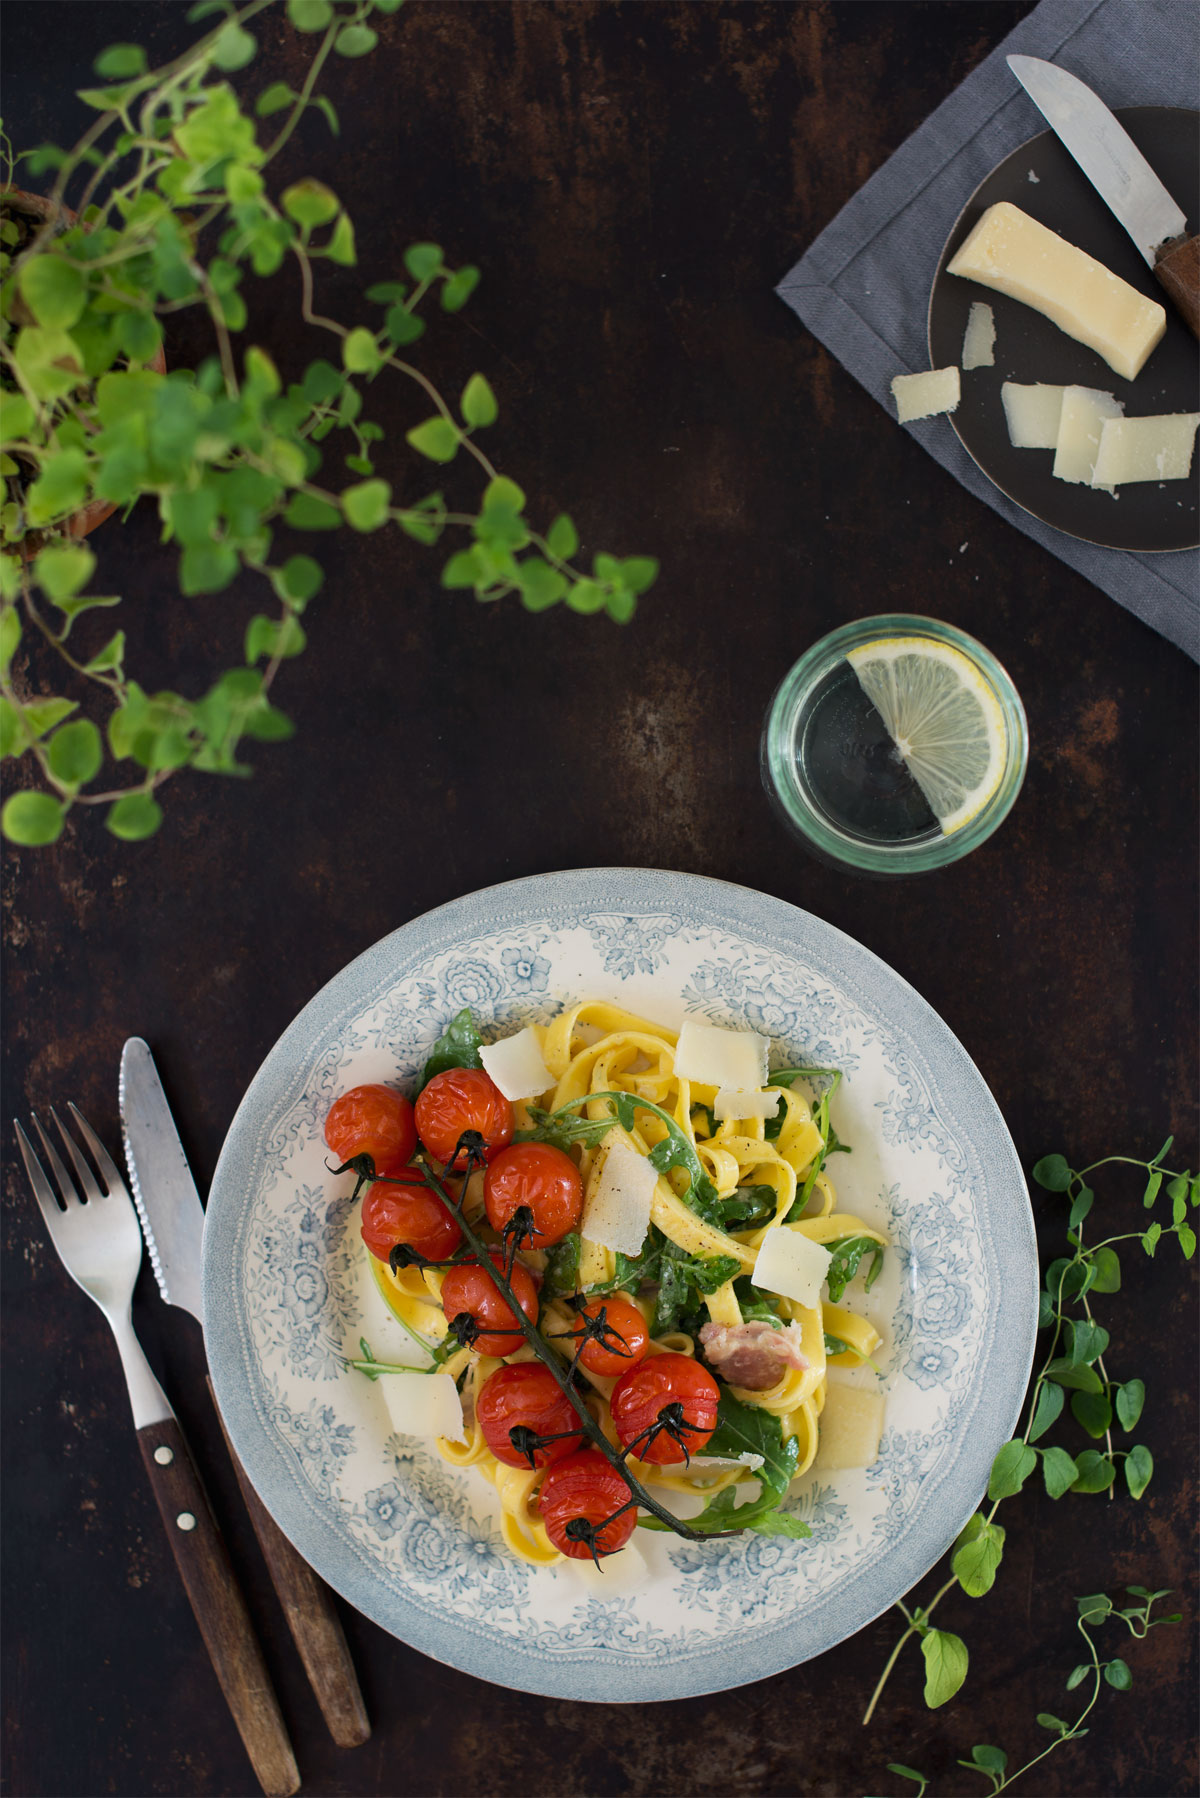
[439, 1249, 538, 1357]
[360, 1170, 463, 1264]
[559, 1294, 650, 1378]
[415, 1067, 514, 1168]
[325, 1083, 417, 1177]
[609, 1352, 720, 1465]
[476, 1362, 586, 1469]
[537, 1450, 637, 1559]
[483, 1141, 583, 1249]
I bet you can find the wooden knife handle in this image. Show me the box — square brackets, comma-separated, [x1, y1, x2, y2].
[137, 1417, 300, 1797]
[208, 1379, 371, 1748]
[1154, 232, 1200, 339]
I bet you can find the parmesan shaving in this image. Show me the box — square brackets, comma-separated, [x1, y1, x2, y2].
[673, 1020, 769, 1091]
[382, 1371, 466, 1443]
[751, 1226, 833, 1311]
[713, 1087, 781, 1122]
[479, 1026, 553, 1101]
[891, 366, 960, 424]
[581, 1137, 657, 1256]
[961, 301, 996, 369]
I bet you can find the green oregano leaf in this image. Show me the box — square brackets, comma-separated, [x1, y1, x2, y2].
[1041, 1444, 1079, 1499]
[1104, 1658, 1132, 1691]
[1070, 1390, 1112, 1439]
[1115, 1379, 1144, 1431]
[920, 1630, 968, 1709]
[1, 790, 66, 845]
[987, 1438, 1037, 1501]
[1072, 1450, 1116, 1493]
[1124, 1444, 1153, 1499]
[1033, 1153, 1072, 1191]
[1028, 1379, 1064, 1441]
[951, 1515, 1005, 1596]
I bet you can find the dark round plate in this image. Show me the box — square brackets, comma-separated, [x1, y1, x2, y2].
[928, 107, 1200, 554]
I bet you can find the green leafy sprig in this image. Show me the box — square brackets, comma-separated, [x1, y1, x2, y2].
[863, 1139, 1195, 1794]
[0, 0, 657, 846]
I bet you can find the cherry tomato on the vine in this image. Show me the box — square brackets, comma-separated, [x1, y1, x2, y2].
[325, 1084, 416, 1177]
[483, 1142, 583, 1249]
[560, 1294, 650, 1378]
[360, 1170, 463, 1264]
[609, 1352, 720, 1465]
[415, 1067, 514, 1168]
[439, 1249, 538, 1357]
[537, 1450, 637, 1559]
[476, 1362, 586, 1469]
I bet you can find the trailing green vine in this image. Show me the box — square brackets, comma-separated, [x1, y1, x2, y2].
[0, 0, 656, 846]
[864, 1140, 1196, 1795]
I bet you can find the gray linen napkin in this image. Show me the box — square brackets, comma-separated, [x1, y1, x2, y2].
[776, 0, 1200, 661]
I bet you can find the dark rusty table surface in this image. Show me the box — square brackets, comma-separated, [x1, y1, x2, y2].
[3, 4, 1196, 1796]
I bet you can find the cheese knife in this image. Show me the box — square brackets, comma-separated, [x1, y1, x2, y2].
[1007, 56, 1199, 338]
[119, 1036, 371, 1750]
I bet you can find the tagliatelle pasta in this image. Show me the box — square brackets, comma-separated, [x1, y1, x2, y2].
[351, 1000, 889, 1566]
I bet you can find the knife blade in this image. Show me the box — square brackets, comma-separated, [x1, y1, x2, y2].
[120, 1037, 371, 1750]
[1007, 56, 1199, 337]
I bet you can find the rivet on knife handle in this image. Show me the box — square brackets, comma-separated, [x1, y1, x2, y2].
[137, 1416, 300, 1798]
[1154, 233, 1200, 339]
[209, 1377, 371, 1748]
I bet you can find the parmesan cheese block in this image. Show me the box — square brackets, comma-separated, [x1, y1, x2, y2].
[581, 1137, 656, 1255]
[961, 300, 996, 369]
[750, 1226, 833, 1310]
[479, 1026, 552, 1101]
[947, 202, 1166, 381]
[812, 1384, 886, 1471]
[1091, 412, 1200, 487]
[891, 366, 960, 424]
[382, 1370, 466, 1443]
[673, 1019, 768, 1091]
[713, 1087, 781, 1122]
[1053, 385, 1124, 490]
[1001, 381, 1065, 449]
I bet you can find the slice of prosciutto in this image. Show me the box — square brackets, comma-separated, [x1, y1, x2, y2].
[698, 1319, 809, 1391]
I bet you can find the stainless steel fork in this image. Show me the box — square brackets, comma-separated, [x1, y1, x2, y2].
[16, 1107, 299, 1798]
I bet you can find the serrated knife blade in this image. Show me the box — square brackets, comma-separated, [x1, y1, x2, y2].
[119, 1036, 205, 1327]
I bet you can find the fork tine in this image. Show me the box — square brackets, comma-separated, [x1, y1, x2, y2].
[68, 1103, 125, 1194]
[31, 1112, 82, 1206]
[14, 1121, 67, 1235]
[49, 1106, 104, 1203]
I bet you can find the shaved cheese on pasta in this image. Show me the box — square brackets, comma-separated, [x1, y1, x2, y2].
[751, 1227, 833, 1310]
[812, 1384, 886, 1471]
[479, 1027, 552, 1101]
[382, 1371, 466, 1443]
[673, 1020, 768, 1090]
[713, 1087, 780, 1121]
[688, 1450, 766, 1473]
[581, 1138, 656, 1255]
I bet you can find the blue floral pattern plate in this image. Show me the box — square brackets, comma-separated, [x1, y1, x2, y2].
[203, 869, 1037, 1701]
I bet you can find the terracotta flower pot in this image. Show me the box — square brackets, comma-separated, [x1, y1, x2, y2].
[1, 185, 167, 547]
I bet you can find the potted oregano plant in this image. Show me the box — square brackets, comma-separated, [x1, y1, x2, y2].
[0, 0, 657, 847]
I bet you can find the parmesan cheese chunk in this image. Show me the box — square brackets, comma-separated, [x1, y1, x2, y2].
[891, 366, 960, 424]
[479, 1026, 552, 1101]
[812, 1385, 886, 1471]
[382, 1370, 465, 1443]
[961, 301, 996, 369]
[1053, 385, 1124, 490]
[1091, 412, 1200, 487]
[673, 1020, 768, 1091]
[581, 1138, 657, 1256]
[751, 1226, 833, 1311]
[688, 1451, 766, 1474]
[947, 202, 1166, 380]
[1001, 381, 1065, 449]
[713, 1087, 781, 1122]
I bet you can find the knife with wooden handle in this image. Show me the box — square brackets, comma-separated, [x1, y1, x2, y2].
[1008, 57, 1199, 339]
[120, 1037, 371, 1750]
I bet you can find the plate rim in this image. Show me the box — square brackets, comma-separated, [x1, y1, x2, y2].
[203, 867, 1039, 1701]
[927, 104, 1200, 556]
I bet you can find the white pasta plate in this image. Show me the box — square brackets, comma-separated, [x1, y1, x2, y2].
[203, 868, 1037, 1702]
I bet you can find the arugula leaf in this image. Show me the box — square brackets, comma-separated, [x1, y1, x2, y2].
[824, 1234, 885, 1303]
[641, 1390, 808, 1537]
[652, 1243, 740, 1333]
[718, 1184, 778, 1232]
[420, 1007, 482, 1086]
[773, 1066, 849, 1208]
[542, 1232, 580, 1298]
[733, 1275, 782, 1327]
[516, 1105, 615, 1154]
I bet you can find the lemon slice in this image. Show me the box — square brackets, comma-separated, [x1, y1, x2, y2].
[846, 637, 1007, 835]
